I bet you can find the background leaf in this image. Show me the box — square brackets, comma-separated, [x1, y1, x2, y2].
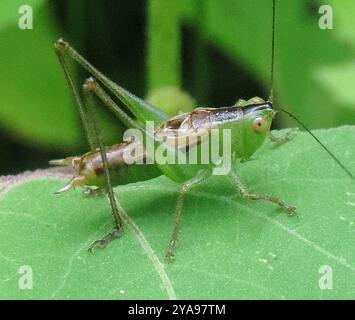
[0, 0, 78, 149]
[1, 0, 354, 175]
[1, 127, 354, 299]
[180, 0, 355, 128]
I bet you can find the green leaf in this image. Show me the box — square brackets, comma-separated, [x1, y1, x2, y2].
[0, 126, 354, 299]
[314, 61, 355, 109]
[0, 0, 80, 150]
[312, 0, 355, 112]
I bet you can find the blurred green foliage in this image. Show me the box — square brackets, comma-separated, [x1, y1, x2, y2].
[0, 0, 354, 174]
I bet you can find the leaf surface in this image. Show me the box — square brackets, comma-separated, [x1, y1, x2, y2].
[0, 127, 354, 299]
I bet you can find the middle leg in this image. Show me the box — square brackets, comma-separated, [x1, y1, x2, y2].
[165, 169, 211, 262]
[229, 166, 297, 215]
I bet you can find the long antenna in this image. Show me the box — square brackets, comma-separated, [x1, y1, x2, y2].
[280, 109, 355, 182]
[269, 0, 276, 103]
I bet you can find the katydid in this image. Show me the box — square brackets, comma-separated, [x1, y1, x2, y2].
[50, 1, 354, 262]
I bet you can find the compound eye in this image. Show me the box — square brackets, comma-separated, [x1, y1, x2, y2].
[252, 117, 267, 134]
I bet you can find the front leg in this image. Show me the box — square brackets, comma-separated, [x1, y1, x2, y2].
[268, 128, 298, 145]
[229, 167, 297, 215]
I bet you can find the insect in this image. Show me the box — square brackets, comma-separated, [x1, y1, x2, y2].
[50, 0, 354, 262]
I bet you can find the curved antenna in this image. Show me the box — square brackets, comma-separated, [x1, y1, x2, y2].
[280, 109, 355, 182]
[269, 0, 276, 103]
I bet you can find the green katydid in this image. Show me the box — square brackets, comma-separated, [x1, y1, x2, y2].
[50, 1, 354, 262]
